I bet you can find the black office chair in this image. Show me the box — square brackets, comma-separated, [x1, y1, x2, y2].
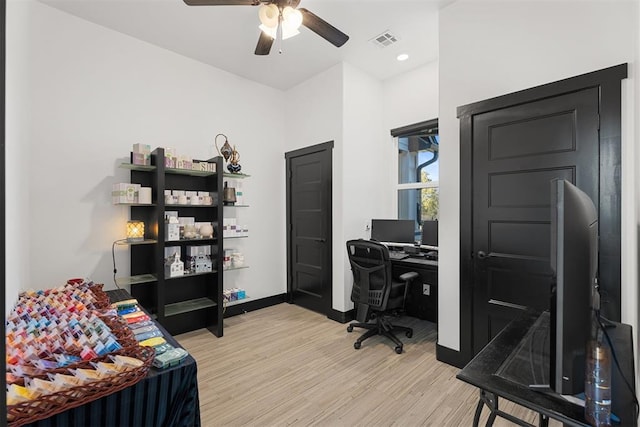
[346, 239, 419, 354]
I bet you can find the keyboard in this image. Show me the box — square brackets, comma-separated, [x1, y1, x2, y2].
[388, 251, 409, 260]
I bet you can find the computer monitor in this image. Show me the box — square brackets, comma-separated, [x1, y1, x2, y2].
[370, 219, 415, 244]
[421, 220, 438, 247]
[549, 179, 598, 395]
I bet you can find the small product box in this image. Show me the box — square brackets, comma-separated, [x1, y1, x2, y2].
[165, 223, 180, 241]
[165, 148, 176, 169]
[164, 211, 179, 221]
[195, 258, 212, 273]
[178, 217, 195, 226]
[176, 157, 192, 170]
[165, 211, 180, 241]
[185, 191, 198, 204]
[185, 247, 197, 275]
[186, 245, 212, 274]
[112, 183, 140, 204]
[237, 288, 246, 300]
[223, 249, 233, 269]
[223, 217, 237, 238]
[130, 152, 150, 166]
[235, 181, 243, 205]
[138, 187, 152, 204]
[133, 143, 151, 154]
[164, 247, 184, 278]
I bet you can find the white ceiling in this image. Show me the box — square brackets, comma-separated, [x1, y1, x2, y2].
[38, 0, 450, 91]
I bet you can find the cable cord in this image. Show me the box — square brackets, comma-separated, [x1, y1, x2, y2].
[111, 239, 128, 290]
[596, 311, 640, 420]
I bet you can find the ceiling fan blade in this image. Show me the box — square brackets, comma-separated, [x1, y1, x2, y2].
[298, 8, 349, 48]
[183, 0, 260, 6]
[255, 31, 274, 55]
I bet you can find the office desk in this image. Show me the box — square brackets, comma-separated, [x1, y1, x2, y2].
[24, 290, 201, 427]
[457, 310, 636, 427]
[391, 255, 438, 322]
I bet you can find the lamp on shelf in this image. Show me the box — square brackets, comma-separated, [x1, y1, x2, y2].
[258, 4, 303, 40]
[127, 220, 145, 242]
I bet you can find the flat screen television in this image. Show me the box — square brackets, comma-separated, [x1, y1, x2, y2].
[549, 178, 598, 395]
[421, 220, 438, 247]
[370, 219, 415, 244]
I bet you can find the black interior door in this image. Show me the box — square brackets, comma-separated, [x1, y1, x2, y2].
[471, 88, 600, 353]
[285, 142, 333, 315]
[451, 64, 627, 369]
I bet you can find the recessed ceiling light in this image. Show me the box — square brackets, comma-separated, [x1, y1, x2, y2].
[397, 53, 409, 62]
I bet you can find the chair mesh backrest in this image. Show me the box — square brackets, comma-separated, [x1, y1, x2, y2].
[346, 239, 393, 311]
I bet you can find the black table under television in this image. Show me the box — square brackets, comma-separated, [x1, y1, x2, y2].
[24, 289, 201, 427]
[457, 310, 636, 427]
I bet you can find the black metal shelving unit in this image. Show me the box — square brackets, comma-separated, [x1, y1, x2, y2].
[119, 148, 224, 337]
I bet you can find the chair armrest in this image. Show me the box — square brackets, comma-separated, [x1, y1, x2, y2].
[398, 271, 418, 311]
[398, 271, 419, 283]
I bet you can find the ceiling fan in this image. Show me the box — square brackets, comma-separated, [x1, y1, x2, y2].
[183, 0, 349, 55]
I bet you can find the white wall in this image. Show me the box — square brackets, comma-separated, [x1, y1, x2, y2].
[438, 0, 638, 352]
[381, 61, 439, 246]
[283, 64, 344, 310]
[6, 0, 287, 307]
[5, 1, 32, 313]
[382, 61, 439, 132]
[283, 61, 440, 313]
[341, 63, 387, 311]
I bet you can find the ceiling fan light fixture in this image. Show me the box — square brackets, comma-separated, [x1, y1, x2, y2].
[259, 24, 300, 40]
[258, 3, 279, 28]
[282, 6, 303, 30]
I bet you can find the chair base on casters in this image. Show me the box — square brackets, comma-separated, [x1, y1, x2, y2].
[347, 314, 413, 354]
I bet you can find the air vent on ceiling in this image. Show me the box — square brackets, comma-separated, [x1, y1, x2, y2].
[369, 30, 399, 48]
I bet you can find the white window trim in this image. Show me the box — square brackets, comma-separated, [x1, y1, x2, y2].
[397, 181, 439, 191]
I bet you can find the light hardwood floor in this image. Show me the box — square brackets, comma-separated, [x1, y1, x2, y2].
[176, 304, 562, 426]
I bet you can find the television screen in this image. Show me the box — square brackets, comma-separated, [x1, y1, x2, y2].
[421, 220, 438, 247]
[550, 179, 598, 395]
[370, 219, 415, 244]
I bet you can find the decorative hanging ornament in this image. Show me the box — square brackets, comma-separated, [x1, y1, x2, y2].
[215, 133, 233, 162]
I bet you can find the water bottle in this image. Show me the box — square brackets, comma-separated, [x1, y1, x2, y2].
[584, 315, 612, 427]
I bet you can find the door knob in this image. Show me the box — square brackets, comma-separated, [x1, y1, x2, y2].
[477, 251, 489, 259]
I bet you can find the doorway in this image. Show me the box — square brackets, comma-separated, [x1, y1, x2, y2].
[457, 64, 627, 364]
[285, 142, 333, 316]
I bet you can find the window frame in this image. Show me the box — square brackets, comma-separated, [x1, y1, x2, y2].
[391, 119, 439, 222]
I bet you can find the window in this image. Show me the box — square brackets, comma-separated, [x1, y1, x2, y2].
[392, 120, 439, 240]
